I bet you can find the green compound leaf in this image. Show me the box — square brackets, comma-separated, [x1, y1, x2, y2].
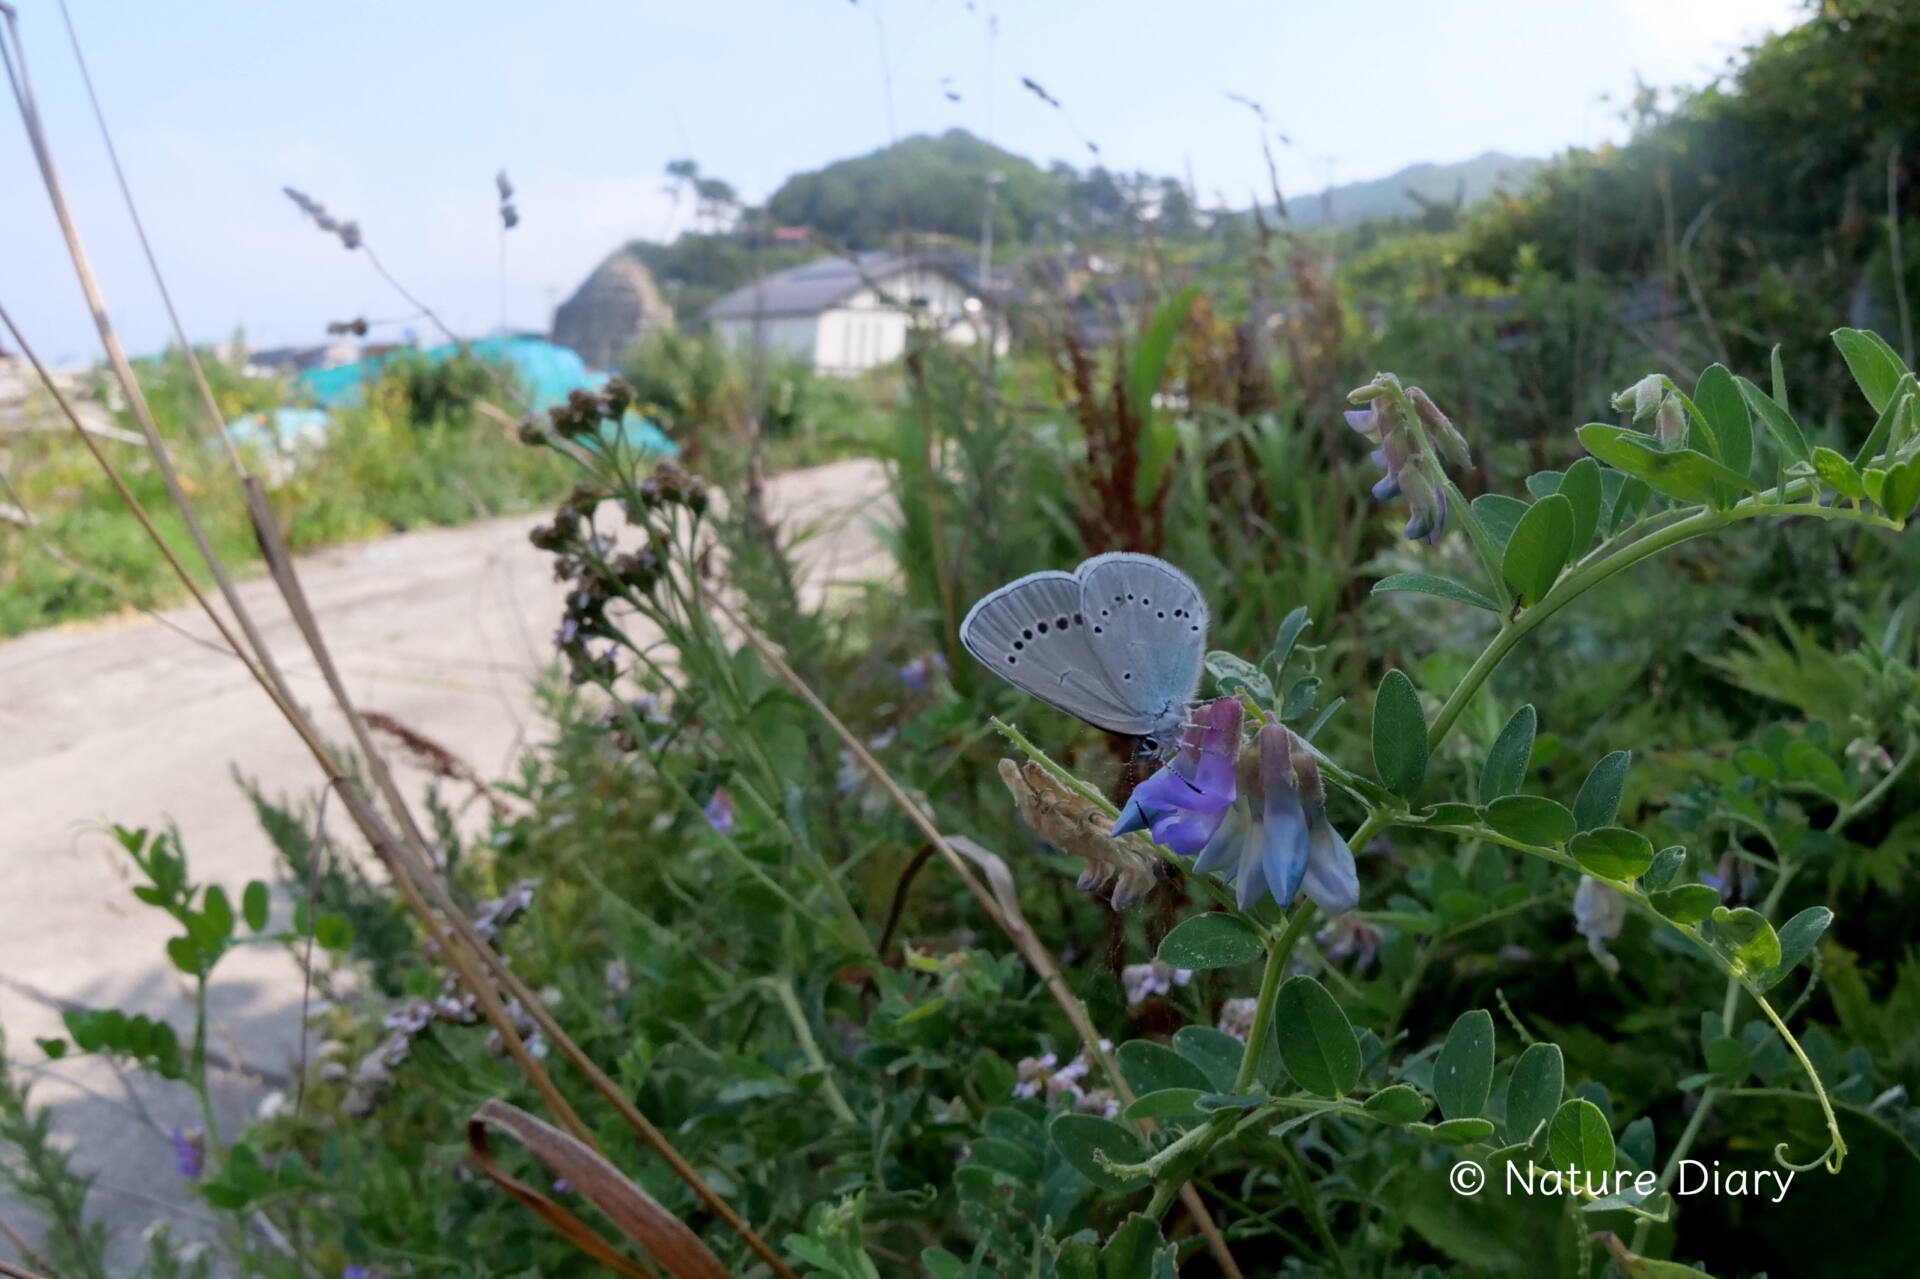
[1420, 1117, 1497, 1144]
[1205, 650, 1272, 705]
[1122, 1088, 1207, 1122]
[1157, 912, 1264, 971]
[1049, 1113, 1149, 1191]
[1372, 572, 1503, 612]
[1172, 1026, 1246, 1093]
[1643, 846, 1687, 892]
[1546, 1098, 1615, 1178]
[1484, 795, 1576, 847]
[1569, 827, 1654, 882]
[1363, 1084, 1432, 1124]
[1710, 906, 1782, 978]
[1117, 1039, 1214, 1097]
[1866, 456, 1920, 519]
[1577, 423, 1760, 507]
[1501, 493, 1575, 606]
[1479, 704, 1538, 802]
[1572, 750, 1632, 830]
[1505, 1042, 1565, 1146]
[1433, 1009, 1495, 1120]
[1852, 376, 1914, 469]
[1812, 446, 1868, 502]
[1270, 606, 1313, 676]
[199, 885, 234, 944]
[1372, 669, 1428, 799]
[1471, 493, 1530, 552]
[1650, 884, 1721, 926]
[1558, 456, 1605, 552]
[1734, 376, 1812, 464]
[242, 880, 271, 932]
[1832, 326, 1910, 414]
[1273, 976, 1360, 1097]
[1765, 906, 1833, 989]
[1692, 364, 1752, 480]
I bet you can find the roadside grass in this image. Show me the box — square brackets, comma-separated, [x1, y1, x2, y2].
[0, 396, 574, 638]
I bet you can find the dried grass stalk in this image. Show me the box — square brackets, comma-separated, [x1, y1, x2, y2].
[468, 1099, 735, 1279]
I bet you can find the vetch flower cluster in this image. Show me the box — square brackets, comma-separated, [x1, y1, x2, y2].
[1346, 375, 1471, 545]
[1111, 697, 1359, 915]
[1612, 373, 1689, 448]
[1012, 1041, 1120, 1117]
[1121, 960, 1192, 1009]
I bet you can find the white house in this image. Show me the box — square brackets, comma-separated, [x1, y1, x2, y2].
[705, 252, 1003, 376]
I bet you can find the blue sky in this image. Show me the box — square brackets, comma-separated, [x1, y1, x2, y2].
[2, 0, 1802, 362]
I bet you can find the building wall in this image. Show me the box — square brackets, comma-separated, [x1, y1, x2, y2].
[715, 266, 1003, 376]
[712, 315, 819, 361]
[815, 308, 910, 377]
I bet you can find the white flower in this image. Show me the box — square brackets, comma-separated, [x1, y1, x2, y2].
[1121, 961, 1193, 1008]
[1573, 876, 1628, 975]
[1217, 997, 1258, 1041]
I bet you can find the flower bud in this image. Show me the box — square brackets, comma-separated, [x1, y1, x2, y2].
[1655, 393, 1687, 448]
[1612, 374, 1665, 423]
[1409, 386, 1472, 468]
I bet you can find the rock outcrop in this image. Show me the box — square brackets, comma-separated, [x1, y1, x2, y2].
[550, 248, 675, 371]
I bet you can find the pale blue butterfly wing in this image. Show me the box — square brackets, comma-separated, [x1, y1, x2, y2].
[1075, 553, 1207, 739]
[960, 553, 1207, 740]
[959, 570, 1147, 735]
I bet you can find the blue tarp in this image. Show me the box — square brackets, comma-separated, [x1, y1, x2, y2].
[292, 335, 674, 454]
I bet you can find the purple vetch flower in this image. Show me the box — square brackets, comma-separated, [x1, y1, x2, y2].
[1317, 914, 1383, 971]
[1194, 723, 1358, 914]
[1111, 697, 1244, 856]
[168, 1126, 205, 1180]
[1572, 875, 1627, 975]
[898, 650, 949, 693]
[1121, 714, 1359, 915]
[704, 787, 734, 834]
[1346, 380, 1469, 546]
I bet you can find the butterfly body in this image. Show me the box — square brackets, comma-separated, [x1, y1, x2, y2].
[959, 553, 1208, 741]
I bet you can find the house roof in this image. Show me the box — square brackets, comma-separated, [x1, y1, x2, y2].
[705, 251, 972, 321]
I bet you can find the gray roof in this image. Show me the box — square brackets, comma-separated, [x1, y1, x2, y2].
[705, 251, 966, 321]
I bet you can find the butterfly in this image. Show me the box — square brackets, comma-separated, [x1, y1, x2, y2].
[959, 553, 1209, 746]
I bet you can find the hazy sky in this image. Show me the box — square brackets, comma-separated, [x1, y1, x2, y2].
[3, 0, 1803, 364]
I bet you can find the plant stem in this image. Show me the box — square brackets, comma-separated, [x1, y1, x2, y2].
[767, 977, 856, 1125]
[1631, 1087, 1718, 1253]
[989, 717, 1115, 814]
[1233, 904, 1319, 1093]
[1429, 819, 1848, 1171]
[190, 974, 222, 1152]
[1425, 494, 1903, 750]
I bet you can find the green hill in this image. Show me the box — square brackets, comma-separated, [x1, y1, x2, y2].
[1285, 151, 1544, 228]
[764, 129, 1060, 248]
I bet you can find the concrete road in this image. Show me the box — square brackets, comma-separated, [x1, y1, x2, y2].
[0, 457, 891, 1269]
